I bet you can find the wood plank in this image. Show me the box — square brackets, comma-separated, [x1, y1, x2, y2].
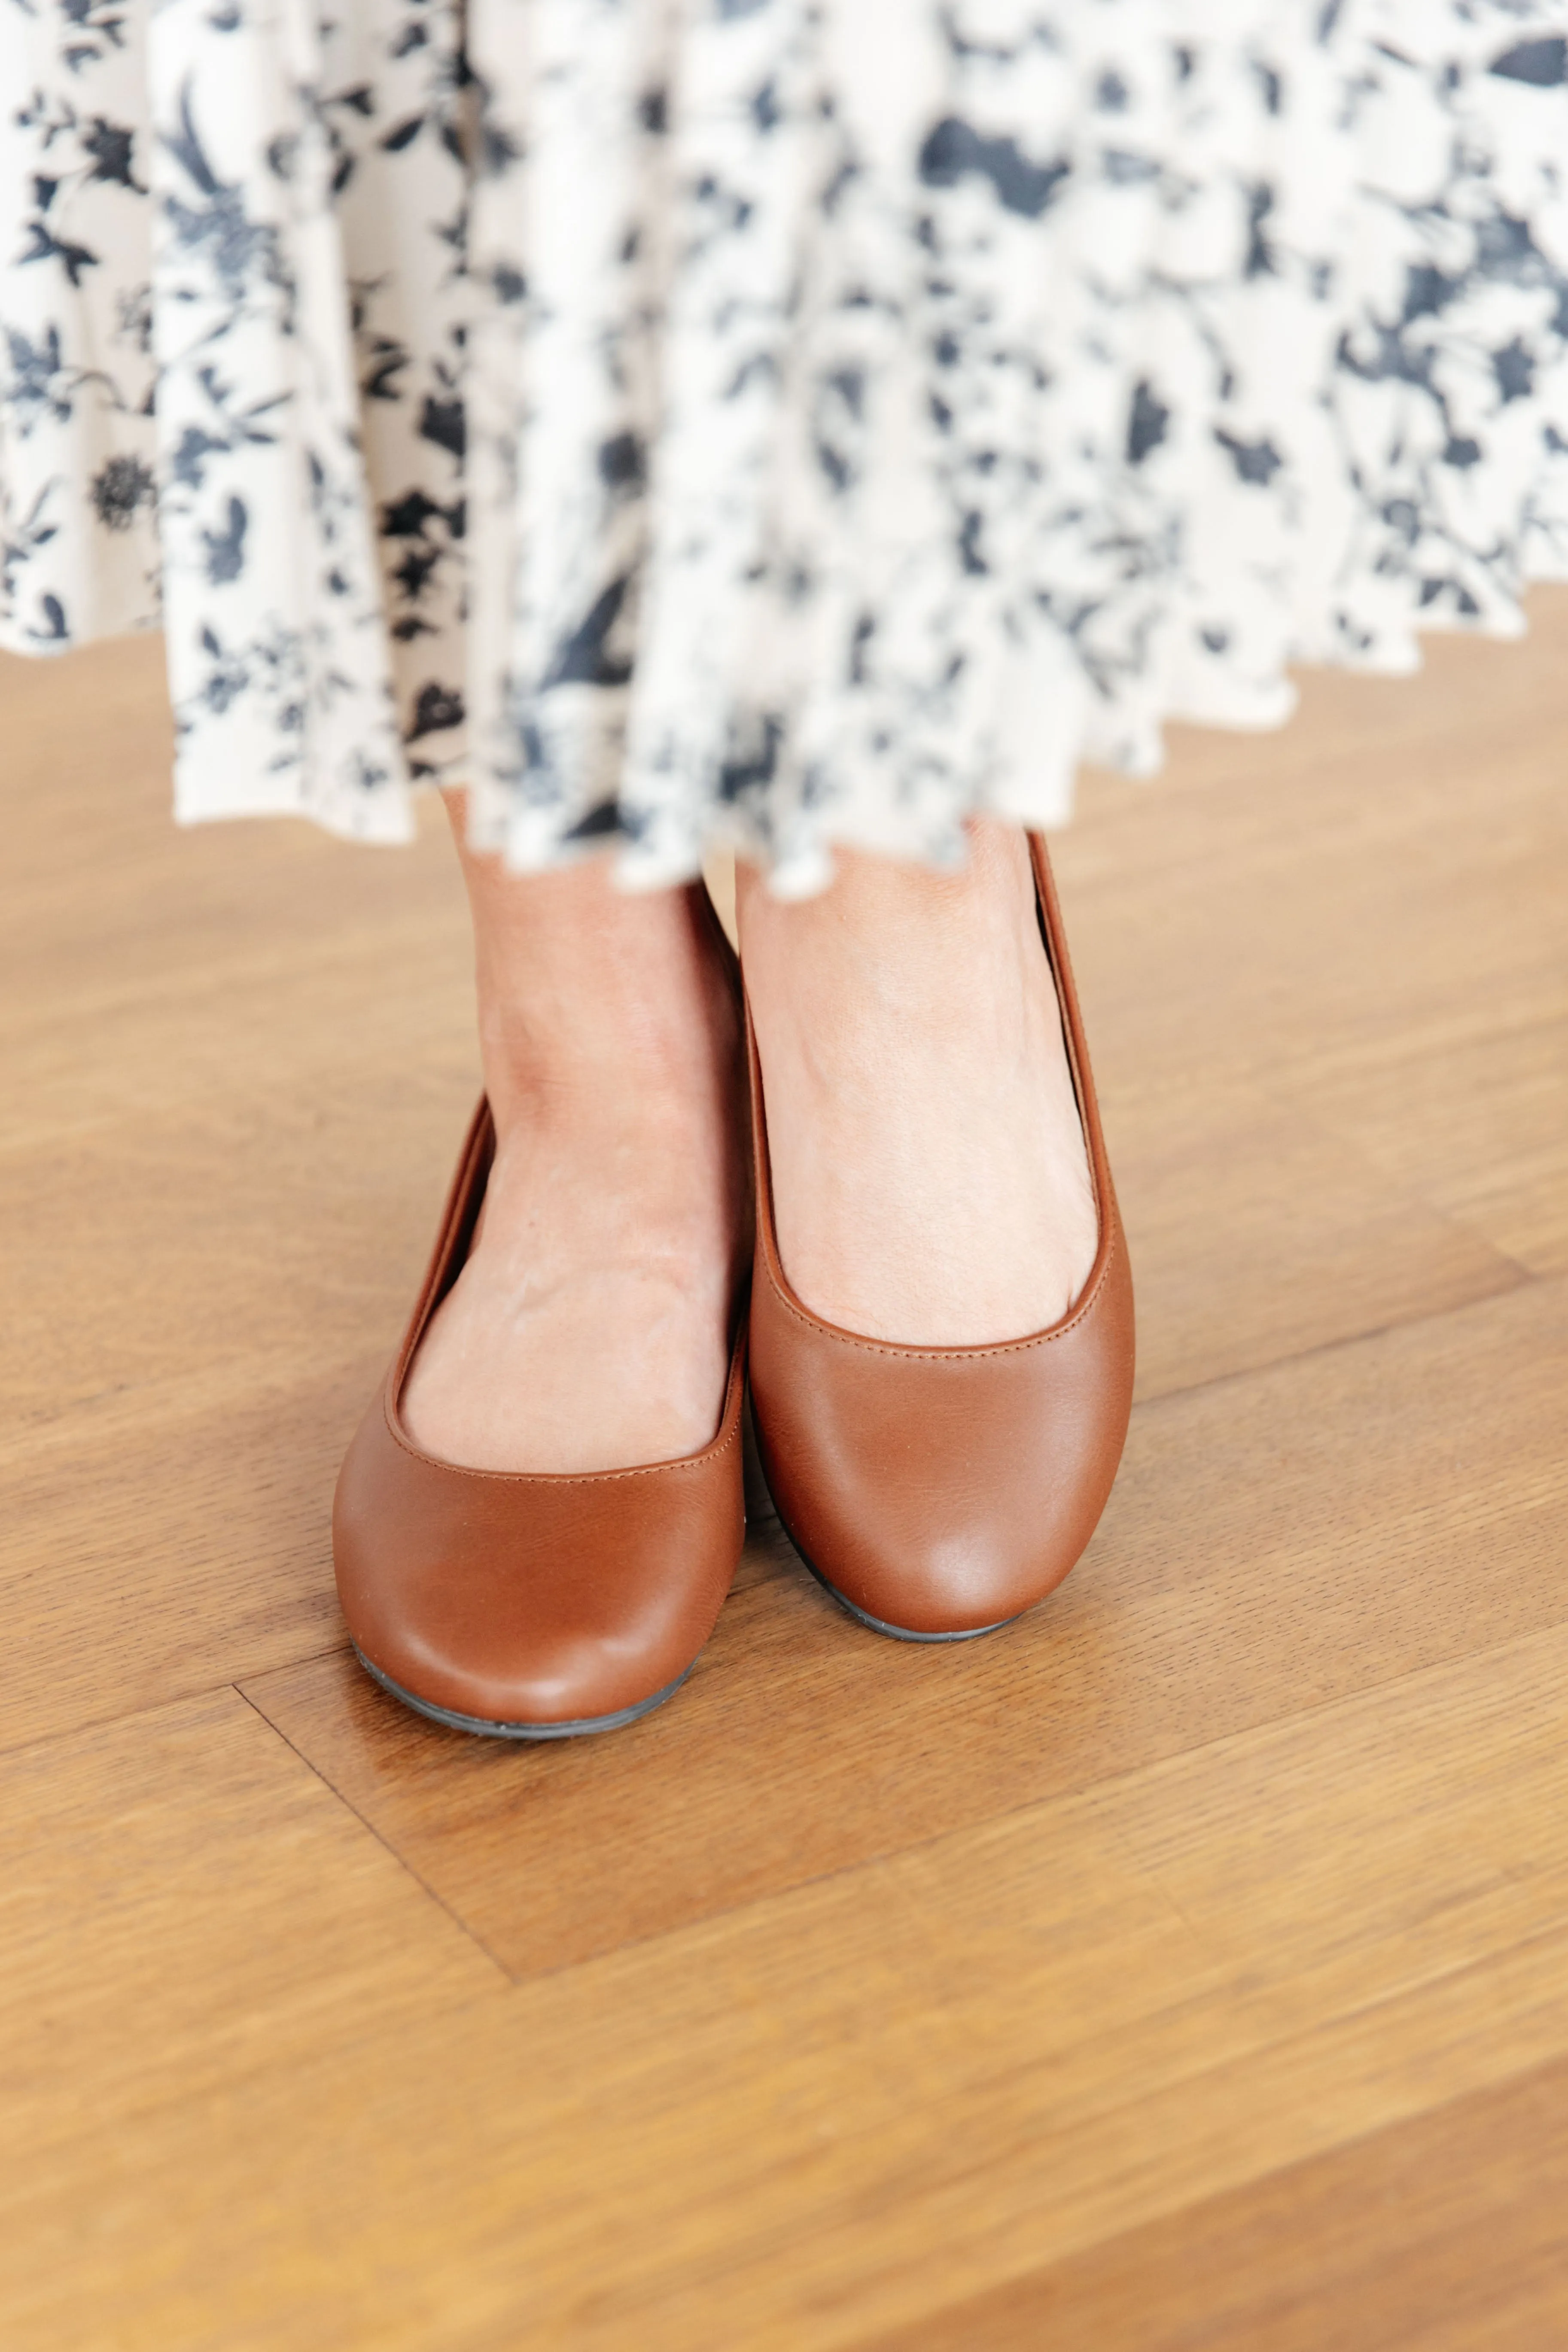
[1081, 586, 1568, 806]
[854, 2057, 1568, 2352]
[1053, 590, 1568, 1383]
[244, 1273, 1568, 1980]
[0, 1687, 504, 2183]
[0, 637, 481, 1743]
[1099, 1073, 1519, 1401]
[12, 1621, 1568, 2351]
[0, 1070, 480, 1751]
[0, 640, 475, 1160]
[1293, 1012, 1568, 1282]
[0, 669, 475, 1149]
[0, 915, 475, 1159]
[2, 1364, 366, 1752]
[1053, 589, 1568, 1103]
[0, 1084, 465, 1423]
[0, 636, 460, 975]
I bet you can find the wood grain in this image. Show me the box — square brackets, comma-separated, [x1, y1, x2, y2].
[13, 1622, 1568, 2351]
[0, 1071, 503, 1747]
[856, 2057, 1568, 2352]
[1292, 1011, 1568, 1281]
[1053, 590, 1568, 1106]
[1099, 1072, 1519, 1400]
[0, 1686, 504, 2168]
[0, 640, 482, 1743]
[245, 1273, 1568, 1979]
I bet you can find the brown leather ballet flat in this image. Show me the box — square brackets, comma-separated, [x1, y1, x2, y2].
[746, 832, 1134, 1641]
[333, 1102, 747, 1737]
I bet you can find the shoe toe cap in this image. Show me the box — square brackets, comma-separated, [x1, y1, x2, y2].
[333, 1397, 741, 1731]
[353, 1573, 695, 1729]
[753, 1260, 1135, 1640]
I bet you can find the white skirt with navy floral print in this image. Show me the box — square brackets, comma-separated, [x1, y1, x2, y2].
[3, 2, 1566, 893]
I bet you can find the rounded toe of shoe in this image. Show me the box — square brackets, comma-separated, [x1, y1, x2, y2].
[332, 1396, 742, 1733]
[755, 1316, 1134, 1640]
[354, 1582, 692, 1731]
[799, 1493, 1076, 1639]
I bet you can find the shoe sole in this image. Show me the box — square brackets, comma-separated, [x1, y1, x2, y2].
[353, 1647, 694, 1739]
[801, 1553, 1021, 1642]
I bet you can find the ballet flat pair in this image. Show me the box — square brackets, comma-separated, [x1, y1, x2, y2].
[332, 835, 1135, 1738]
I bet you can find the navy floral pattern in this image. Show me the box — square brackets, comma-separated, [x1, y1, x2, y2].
[3, 0, 1566, 891]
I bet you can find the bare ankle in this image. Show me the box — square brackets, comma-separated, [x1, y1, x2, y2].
[444, 801, 739, 1135]
[737, 819, 1048, 1075]
[401, 816, 748, 1473]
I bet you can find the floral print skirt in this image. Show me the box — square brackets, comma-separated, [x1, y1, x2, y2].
[3, 2, 1566, 894]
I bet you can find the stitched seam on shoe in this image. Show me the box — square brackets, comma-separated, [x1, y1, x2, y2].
[759, 1225, 1120, 1360]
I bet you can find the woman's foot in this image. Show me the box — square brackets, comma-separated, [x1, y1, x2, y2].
[736, 822, 1096, 1346]
[401, 805, 748, 1475]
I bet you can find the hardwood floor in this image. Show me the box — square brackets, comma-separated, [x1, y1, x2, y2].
[2, 603, 1565, 2348]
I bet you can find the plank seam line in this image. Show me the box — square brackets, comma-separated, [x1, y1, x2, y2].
[501, 1610, 1568, 1991]
[832, 2041, 1568, 2352]
[231, 1681, 517, 1987]
[1248, 1071, 1550, 1292]
[0, 1643, 356, 1766]
[1136, 1257, 1547, 1413]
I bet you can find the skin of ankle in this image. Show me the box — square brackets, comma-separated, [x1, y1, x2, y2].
[450, 796, 739, 1138]
[397, 801, 748, 1473]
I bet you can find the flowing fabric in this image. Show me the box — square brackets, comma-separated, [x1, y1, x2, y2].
[3, 0, 1566, 893]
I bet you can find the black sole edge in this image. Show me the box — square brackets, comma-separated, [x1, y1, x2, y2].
[803, 1556, 1021, 1643]
[353, 1648, 695, 1740]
